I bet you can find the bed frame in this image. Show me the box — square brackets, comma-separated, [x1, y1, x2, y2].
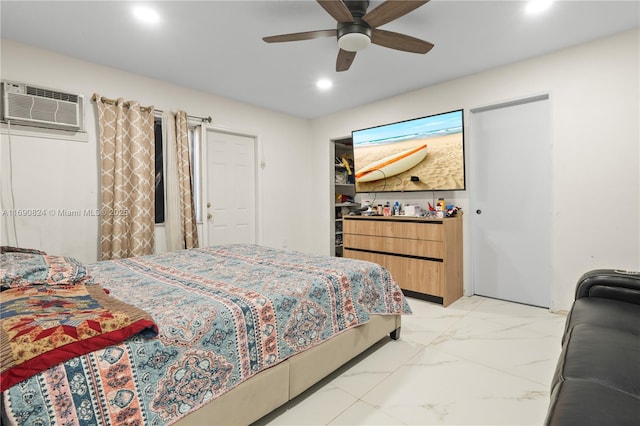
[0, 317, 401, 426]
[174, 314, 401, 425]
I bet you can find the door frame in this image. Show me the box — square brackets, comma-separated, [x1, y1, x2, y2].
[468, 93, 553, 305]
[200, 124, 262, 247]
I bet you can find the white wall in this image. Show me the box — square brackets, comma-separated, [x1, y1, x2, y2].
[0, 39, 313, 262]
[310, 29, 640, 312]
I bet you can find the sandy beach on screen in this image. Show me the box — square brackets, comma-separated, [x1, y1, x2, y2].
[354, 133, 464, 192]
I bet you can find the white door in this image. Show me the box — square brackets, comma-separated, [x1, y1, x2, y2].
[470, 96, 551, 308]
[204, 129, 257, 245]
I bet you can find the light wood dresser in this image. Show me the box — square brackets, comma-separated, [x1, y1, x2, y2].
[343, 215, 463, 307]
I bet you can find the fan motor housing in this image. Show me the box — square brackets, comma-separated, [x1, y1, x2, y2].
[343, 0, 370, 18]
[337, 19, 372, 40]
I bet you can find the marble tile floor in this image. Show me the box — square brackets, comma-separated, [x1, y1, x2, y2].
[253, 295, 567, 426]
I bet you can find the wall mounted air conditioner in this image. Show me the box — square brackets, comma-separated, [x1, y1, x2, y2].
[1, 80, 84, 131]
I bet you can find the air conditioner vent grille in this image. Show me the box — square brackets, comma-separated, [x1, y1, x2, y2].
[26, 86, 79, 103]
[1, 80, 84, 131]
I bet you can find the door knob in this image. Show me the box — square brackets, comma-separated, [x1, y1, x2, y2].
[207, 202, 211, 208]
[207, 213, 213, 220]
[476, 209, 482, 215]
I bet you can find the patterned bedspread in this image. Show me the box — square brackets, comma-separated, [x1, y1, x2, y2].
[0, 283, 158, 393]
[2, 244, 410, 425]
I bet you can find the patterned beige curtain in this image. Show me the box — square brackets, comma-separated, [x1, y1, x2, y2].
[164, 111, 198, 251]
[176, 111, 199, 249]
[94, 94, 155, 260]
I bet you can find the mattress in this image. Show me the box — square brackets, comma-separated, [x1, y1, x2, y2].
[1, 244, 410, 425]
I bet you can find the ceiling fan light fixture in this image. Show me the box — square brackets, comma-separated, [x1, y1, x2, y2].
[263, 1, 432, 72]
[338, 32, 371, 52]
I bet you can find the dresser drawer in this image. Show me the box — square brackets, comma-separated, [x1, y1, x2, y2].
[342, 216, 462, 307]
[344, 219, 443, 241]
[344, 234, 444, 259]
[344, 249, 443, 296]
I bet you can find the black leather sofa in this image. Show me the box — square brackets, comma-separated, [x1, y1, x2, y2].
[545, 269, 640, 425]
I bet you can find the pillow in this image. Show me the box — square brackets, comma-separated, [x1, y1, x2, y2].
[0, 248, 91, 291]
[1, 246, 46, 255]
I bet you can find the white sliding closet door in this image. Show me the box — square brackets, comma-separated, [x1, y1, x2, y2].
[470, 96, 551, 308]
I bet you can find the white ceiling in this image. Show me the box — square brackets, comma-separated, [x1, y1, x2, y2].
[1, 1, 638, 119]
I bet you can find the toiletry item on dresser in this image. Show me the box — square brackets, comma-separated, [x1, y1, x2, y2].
[404, 205, 421, 216]
[436, 198, 445, 218]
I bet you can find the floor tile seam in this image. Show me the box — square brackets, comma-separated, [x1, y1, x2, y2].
[469, 314, 568, 332]
[464, 297, 567, 321]
[410, 298, 485, 341]
[432, 306, 566, 340]
[329, 339, 427, 400]
[324, 394, 359, 426]
[410, 299, 487, 346]
[331, 369, 395, 401]
[418, 299, 561, 386]
[432, 324, 564, 342]
[311, 382, 360, 425]
[415, 345, 554, 389]
[325, 398, 409, 426]
[354, 344, 432, 405]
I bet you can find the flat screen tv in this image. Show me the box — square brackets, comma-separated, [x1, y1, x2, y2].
[352, 109, 465, 193]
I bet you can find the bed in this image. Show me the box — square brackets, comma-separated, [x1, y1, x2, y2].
[1, 244, 410, 425]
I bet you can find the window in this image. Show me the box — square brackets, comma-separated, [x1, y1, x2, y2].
[188, 126, 202, 222]
[154, 119, 202, 224]
[154, 119, 165, 224]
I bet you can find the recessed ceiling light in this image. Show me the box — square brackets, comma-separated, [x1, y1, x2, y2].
[316, 79, 333, 91]
[133, 6, 160, 24]
[526, 0, 553, 14]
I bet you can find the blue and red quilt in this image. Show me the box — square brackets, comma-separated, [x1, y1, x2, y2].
[2, 244, 410, 425]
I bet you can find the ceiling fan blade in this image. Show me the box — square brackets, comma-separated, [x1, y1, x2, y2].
[317, 0, 354, 23]
[336, 49, 356, 72]
[371, 28, 434, 54]
[263, 29, 337, 43]
[363, 0, 429, 28]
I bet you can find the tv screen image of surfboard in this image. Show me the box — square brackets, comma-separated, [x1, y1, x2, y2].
[352, 109, 465, 193]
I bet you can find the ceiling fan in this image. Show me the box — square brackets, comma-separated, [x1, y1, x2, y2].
[263, 0, 434, 72]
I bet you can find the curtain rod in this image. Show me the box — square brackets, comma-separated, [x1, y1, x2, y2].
[91, 94, 212, 123]
[152, 109, 212, 124]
